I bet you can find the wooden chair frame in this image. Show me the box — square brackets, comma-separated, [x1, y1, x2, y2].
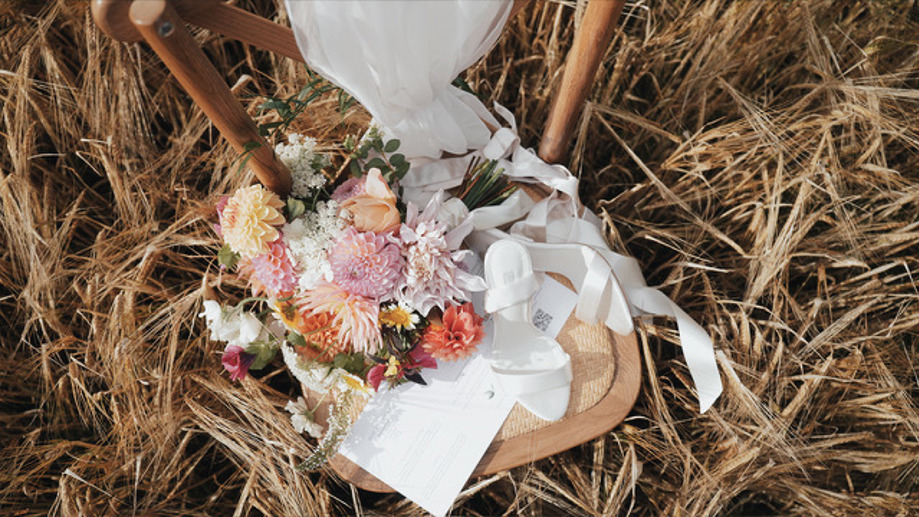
[91, 0, 638, 492]
[92, 0, 626, 193]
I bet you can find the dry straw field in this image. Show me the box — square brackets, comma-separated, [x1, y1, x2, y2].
[3, 0, 919, 515]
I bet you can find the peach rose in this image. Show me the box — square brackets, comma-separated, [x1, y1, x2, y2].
[340, 168, 400, 233]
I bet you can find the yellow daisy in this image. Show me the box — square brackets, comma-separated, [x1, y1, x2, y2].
[379, 303, 420, 331]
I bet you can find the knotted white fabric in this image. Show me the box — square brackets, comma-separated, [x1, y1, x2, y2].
[285, 0, 722, 412]
[286, 0, 511, 159]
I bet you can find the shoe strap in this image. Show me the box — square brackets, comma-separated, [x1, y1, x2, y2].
[492, 356, 573, 395]
[484, 273, 539, 314]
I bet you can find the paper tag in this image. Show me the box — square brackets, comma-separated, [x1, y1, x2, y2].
[531, 274, 578, 339]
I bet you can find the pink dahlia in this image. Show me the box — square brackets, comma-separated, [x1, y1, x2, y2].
[328, 227, 404, 299]
[241, 239, 298, 298]
[300, 281, 381, 353]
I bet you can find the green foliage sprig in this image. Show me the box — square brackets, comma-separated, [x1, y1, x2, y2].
[343, 126, 409, 183]
[257, 69, 354, 141]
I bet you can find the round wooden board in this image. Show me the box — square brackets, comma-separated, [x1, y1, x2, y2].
[328, 328, 641, 492]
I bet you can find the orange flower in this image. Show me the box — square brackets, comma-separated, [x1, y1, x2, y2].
[276, 301, 345, 362]
[292, 310, 346, 362]
[421, 302, 485, 361]
[340, 168, 400, 233]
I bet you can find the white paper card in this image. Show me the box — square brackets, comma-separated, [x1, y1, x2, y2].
[338, 276, 578, 516]
[338, 337, 513, 517]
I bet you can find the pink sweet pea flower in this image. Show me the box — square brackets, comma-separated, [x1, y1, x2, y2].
[367, 363, 385, 391]
[407, 345, 437, 370]
[222, 345, 255, 381]
[331, 177, 366, 202]
[214, 195, 230, 237]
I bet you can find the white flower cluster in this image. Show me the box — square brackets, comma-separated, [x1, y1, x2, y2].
[281, 343, 368, 397]
[275, 133, 331, 198]
[282, 200, 344, 292]
[199, 300, 266, 348]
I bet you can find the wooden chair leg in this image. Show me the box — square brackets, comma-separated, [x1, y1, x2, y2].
[539, 0, 626, 164]
[126, 0, 292, 195]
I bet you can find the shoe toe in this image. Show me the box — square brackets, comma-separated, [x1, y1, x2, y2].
[517, 385, 570, 422]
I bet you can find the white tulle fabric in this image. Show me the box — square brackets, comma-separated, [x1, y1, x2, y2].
[285, 0, 722, 412]
[285, 0, 510, 158]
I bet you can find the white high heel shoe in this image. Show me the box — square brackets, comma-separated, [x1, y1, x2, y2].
[484, 239, 572, 422]
[468, 229, 634, 338]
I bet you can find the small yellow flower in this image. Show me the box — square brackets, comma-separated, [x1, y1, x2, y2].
[337, 370, 371, 396]
[379, 303, 420, 331]
[384, 355, 400, 377]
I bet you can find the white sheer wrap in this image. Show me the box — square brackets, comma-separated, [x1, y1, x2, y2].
[286, 0, 511, 158]
[284, 0, 722, 412]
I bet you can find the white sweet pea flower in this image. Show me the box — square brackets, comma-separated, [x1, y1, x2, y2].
[199, 300, 223, 333]
[285, 397, 324, 438]
[199, 300, 267, 348]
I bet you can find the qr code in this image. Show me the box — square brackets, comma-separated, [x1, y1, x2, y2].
[532, 308, 553, 333]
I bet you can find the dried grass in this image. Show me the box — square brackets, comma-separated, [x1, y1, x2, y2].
[2, 0, 919, 515]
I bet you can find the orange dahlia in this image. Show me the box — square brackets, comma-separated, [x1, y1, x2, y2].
[292, 310, 345, 362]
[421, 302, 484, 361]
[299, 281, 381, 353]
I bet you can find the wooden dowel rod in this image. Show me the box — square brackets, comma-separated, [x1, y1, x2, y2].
[539, 0, 626, 164]
[129, 0, 292, 196]
[92, 0, 304, 62]
[182, 1, 305, 63]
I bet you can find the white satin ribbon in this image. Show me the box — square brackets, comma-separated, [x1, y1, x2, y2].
[403, 107, 723, 413]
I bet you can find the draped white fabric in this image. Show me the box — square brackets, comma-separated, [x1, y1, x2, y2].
[285, 0, 511, 158]
[285, 0, 722, 412]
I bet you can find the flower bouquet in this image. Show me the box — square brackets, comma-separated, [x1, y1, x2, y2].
[201, 129, 517, 467]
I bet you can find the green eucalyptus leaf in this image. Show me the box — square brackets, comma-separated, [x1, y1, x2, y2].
[349, 160, 362, 177]
[365, 157, 386, 171]
[395, 162, 411, 180]
[332, 353, 349, 369]
[217, 245, 239, 268]
[287, 198, 306, 220]
[383, 139, 401, 153]
[246, 341, 278, 371]
[288, 332, 307, 348]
